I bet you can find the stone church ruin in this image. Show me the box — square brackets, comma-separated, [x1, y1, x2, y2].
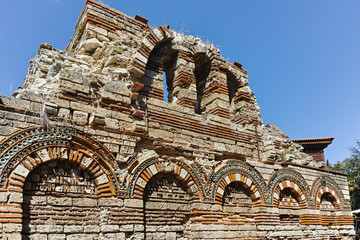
[0, 0, 354, 239]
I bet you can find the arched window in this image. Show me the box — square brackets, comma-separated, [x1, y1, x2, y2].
[139, 41, 178, 105]
[161, 48, 178, 102]
[193, 53, 211, 113]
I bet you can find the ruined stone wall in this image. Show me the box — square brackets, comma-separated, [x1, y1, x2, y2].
[0, 0, 354, 239]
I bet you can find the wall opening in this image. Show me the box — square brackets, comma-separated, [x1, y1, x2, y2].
[161, 48, 178, 102]
[140, 41, 178, 104]
[226, 70, 239, 104]
[162, 72, 168, 102]
[193, 53, 211, 113]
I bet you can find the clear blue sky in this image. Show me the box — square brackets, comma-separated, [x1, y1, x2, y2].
[1, 0, 359, 164]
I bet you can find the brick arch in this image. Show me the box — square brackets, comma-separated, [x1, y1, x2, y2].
[0, 126, 120, 196]
[311, 175, 349, 210]
[315, 186, 341, 210]
[189, 42, 214, 59]
[266, 169, 310, 206]
[129, 26, 175, 80]
[209, 160, 266, 204]
[215, 172, 263, 204]
[272, 180, 307, 208]
[129, 157, 204, 200]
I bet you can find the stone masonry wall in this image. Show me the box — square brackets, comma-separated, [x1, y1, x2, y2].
[0, 0, 354, 239]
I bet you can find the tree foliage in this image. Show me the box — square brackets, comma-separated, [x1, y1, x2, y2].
[328, 141, 360, 210]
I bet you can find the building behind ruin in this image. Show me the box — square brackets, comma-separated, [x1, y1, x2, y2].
[0, 1, 355, 239]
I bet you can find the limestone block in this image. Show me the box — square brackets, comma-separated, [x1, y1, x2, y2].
[213, 142, 226, 151]
[79, 157, 94, 169]
[89, 112, 105, 125]
[66, 234, 94, 240]
[64, 225, 83, 233]
[73, 198, 97, 207]
[58, 108, 71, 119]
[48, 234, 66, 240]
[104, 143, 119, 153]
[120, 146, 134, 155]
[23, 195, 47, 205]
[2, 233, 22, 240]
[98, 197, 124, 207]
[44, 101, 58, 116]
[0, 192, 10, 203]
[2, 224, 22, 233]
[93, 26, 108, 36]
[97, 34, 110, 42]
[8, 192, 23, 204]
[177, 88, 197, 101]
[60, 79, 90, 93]
[104, 56, 117, 67]
[82, 38, 102, 52]
[100, 225, 120, 233]
[72, 111, 88, 124]
[112, 68, 128, 76]
[47, 196, 72, 206]
[37, 225, 64, 233]
[119, 121, 132, 131]
[95, 174, 109, 185]
[25, 234, 47, 240]
[59, 68, 88, 84]
[84, 225, 100, 233]
[101, 233, 125, 240]
[70, 102, 94, 113]
[124, 199, 143, 208]
[120, 225, 133, 232]
[105, 118, 118, 129]
[133, 224, 144, 232]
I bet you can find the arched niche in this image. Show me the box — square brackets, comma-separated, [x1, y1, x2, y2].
[316, 187, 341, 226]
[266, 169, 310, 206]
[276, 187, 303, 226]
[272, 180, 307, 208]
[319, 192, 337, 210]
[219, 179, 258, 238]
[143, 172, 195, 239]
[0, 126, 123, 238]
[222, 181, 254, 214]
[0, 127, 118, 194]
[22, 159, 100, 239]
[209, 160, 266, 204]
[129, 158, 203, 200]
[311, 175, 348, 210]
